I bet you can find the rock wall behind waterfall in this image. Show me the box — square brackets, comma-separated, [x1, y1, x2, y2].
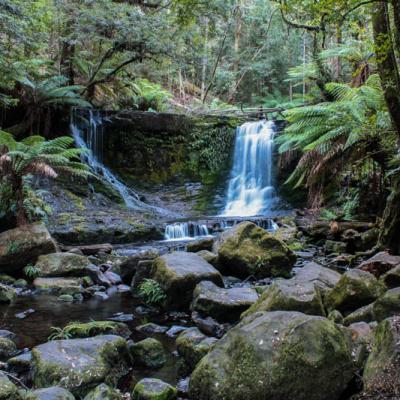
[99, 111, 241, 184]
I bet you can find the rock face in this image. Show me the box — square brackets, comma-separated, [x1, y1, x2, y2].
[213, 222, 296, 279]
[132, 378, 177, 400]
[192, 281, 258, 322]
[372, 287, 400, 321]
[0, 371, 19, 399]
[176, 327, 218, 372]
[34, 253, 91, 277]
[244, 262, 341, 317]
[358, 251, 400, 278]
[119, 248, 159, 283]
[149, 252, 223, 309]
[131, 338, 166, 369]
[189, 311, 356, 400]
[31, 335, 131, 396]
[25, 387, 75, 400]
[325, 269, 384, 314]
[362, 316, 400, 397]
[0, 223, 57, 273]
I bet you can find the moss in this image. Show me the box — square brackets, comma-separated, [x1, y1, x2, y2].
[132, 378, 178, 400]
[65, 190, 86, 211]
[131, 338, 166, 369]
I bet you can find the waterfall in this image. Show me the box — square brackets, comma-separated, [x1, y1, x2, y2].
[223, 120, 277, 217]
[164, 222, 210, 241]
[70, 109, 144, 210]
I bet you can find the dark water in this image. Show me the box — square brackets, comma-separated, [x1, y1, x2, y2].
[0, 292, 185, 385]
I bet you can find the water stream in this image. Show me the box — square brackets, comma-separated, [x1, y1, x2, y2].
[223, 120, 277, 217]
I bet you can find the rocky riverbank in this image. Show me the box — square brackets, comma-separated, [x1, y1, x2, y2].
[0, 215, 399, 399]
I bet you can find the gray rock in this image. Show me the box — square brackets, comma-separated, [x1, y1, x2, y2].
[131, 338, 166, 369]
[132, 378, 177, 400]
[192, 281, 258, 322]
[372, 287, 400, 321]
[148, 252, 223, 309]
[25, 387, 75, 400]
[119, 248, 160, 283]
[83, 383, 122, 400]
[0, 223, 57, 273]
[358, 251, 400, 278]
[34, 253, 91, 277]
[196, 250, 218, 266]
[343, 303, 374, 325]
[380, 264, 400, 289]
[189, 311, 356, 400]
[31, 335, 131, 396]
[33, 277, 83, 295]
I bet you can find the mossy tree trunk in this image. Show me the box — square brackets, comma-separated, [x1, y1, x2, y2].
[372, 2, 400, 254]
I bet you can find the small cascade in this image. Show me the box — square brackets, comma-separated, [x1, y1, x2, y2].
[71, 110, 146, 210]
[223, 120, 277, 217]
[164, 222, 210, 241]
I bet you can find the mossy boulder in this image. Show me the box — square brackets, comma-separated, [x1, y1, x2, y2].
[176, 327, 217, 372]
[119, 248, 159, 283]
[33, 277, 83, 295]
[131, 338, 166, 369]
[83, 383, 122, 400]
[243, 262, 341, 318]
[324, 240, 347, 254]
[148, 252, 223, 309]
[0, 223, 57, 274]
[0, 274, 15, 284]
[189, 311, 356, 400]
[362, 316, 400, 397]
[34, 253, 91, 277]
[54, 321, 132, 339]
[31, 335, 131, 396]
[0, 283, 16, 303]
[213, 222, 296, 279]
[192, 281, 258, 322]
[0, 336, 17, 361]
[343, 303, 374, 326]
[132, 378, 177, 400]
[325, 269, 384, 314]
[195, 250, 218, 266]
[0, 372, 19, 400]
[372, 287, 400, 321]
[25, 387, 75, 400]
[328, 310, 344, 324]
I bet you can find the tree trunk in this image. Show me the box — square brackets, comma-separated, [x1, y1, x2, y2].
[13, 177, 28, 226]
[392, 0, 400, 54]
[60, 42, 75, 85]
[200, 18, 209, 100]
[373, 2, 400, 254]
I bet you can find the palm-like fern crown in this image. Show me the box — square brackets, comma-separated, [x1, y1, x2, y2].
[0, 131, 92, 181]
[276, 74, 393, 192]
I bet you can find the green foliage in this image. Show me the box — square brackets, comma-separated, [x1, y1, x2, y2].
[130, 79, 173, 112]
[137, 279, 167, 306]
[23, 264, 40, 279]
[319, 209, 339, 221]
[0, 131, 92, 224]
[48, 320, 119, 340]
[6, 241, 20, 255]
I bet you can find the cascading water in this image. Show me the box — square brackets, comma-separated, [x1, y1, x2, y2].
[164, 222, 210, 241]
[223, 120, 277, 217]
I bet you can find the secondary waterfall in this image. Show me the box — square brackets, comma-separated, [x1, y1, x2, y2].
[71, 110, 143, 209]
[164, 222, 210, 241]
[223, 120, 277, 217]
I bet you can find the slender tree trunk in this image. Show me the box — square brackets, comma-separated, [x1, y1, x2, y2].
[334, 25, 342, 81]
[60, 42, 75, 85]
[392, 0, 400, 54]
[200, 18, 209, 100]
[229, 0, 243, 102]
[13, 177, 28, 226]
[373, 2, 400, 254]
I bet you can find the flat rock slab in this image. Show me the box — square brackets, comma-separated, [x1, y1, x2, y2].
[192, 281, 259, 322]
[151, 252, 223, 309]
[35, 253, 91, 277]
[31, 335, 130, 396]
[25, 387, 75, 400]
[33, 277, 83, 294]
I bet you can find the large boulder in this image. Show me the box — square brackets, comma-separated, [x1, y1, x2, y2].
[25, 387, 75, 400]
[325, 269, 384, 314]
[358, 251, 400, 278]
[31, 335, 131, 396]
[362, 316, 400, 398]
[176, 327, 218, 372]
[147, 252, 223, 309]
[192, 281, 258, 322]
[119, 248, 159, 283]
[189, 311, 356, 400]
[0, 372, 19, 400]
[132, 378, 177, 400]
[243, 262, 341, 317]
[213, 222, 296, 279]
[372, 287, 400, 321]
[0, 223, 57, 273]
[380, 265, 400, 289]
[343, 303, 374, 326]
[34, 253, 91, 277]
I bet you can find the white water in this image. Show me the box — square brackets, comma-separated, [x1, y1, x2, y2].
[223, 120, 277, 217]
[71, 110, 144, 209]
[164, 222, 210, 241]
